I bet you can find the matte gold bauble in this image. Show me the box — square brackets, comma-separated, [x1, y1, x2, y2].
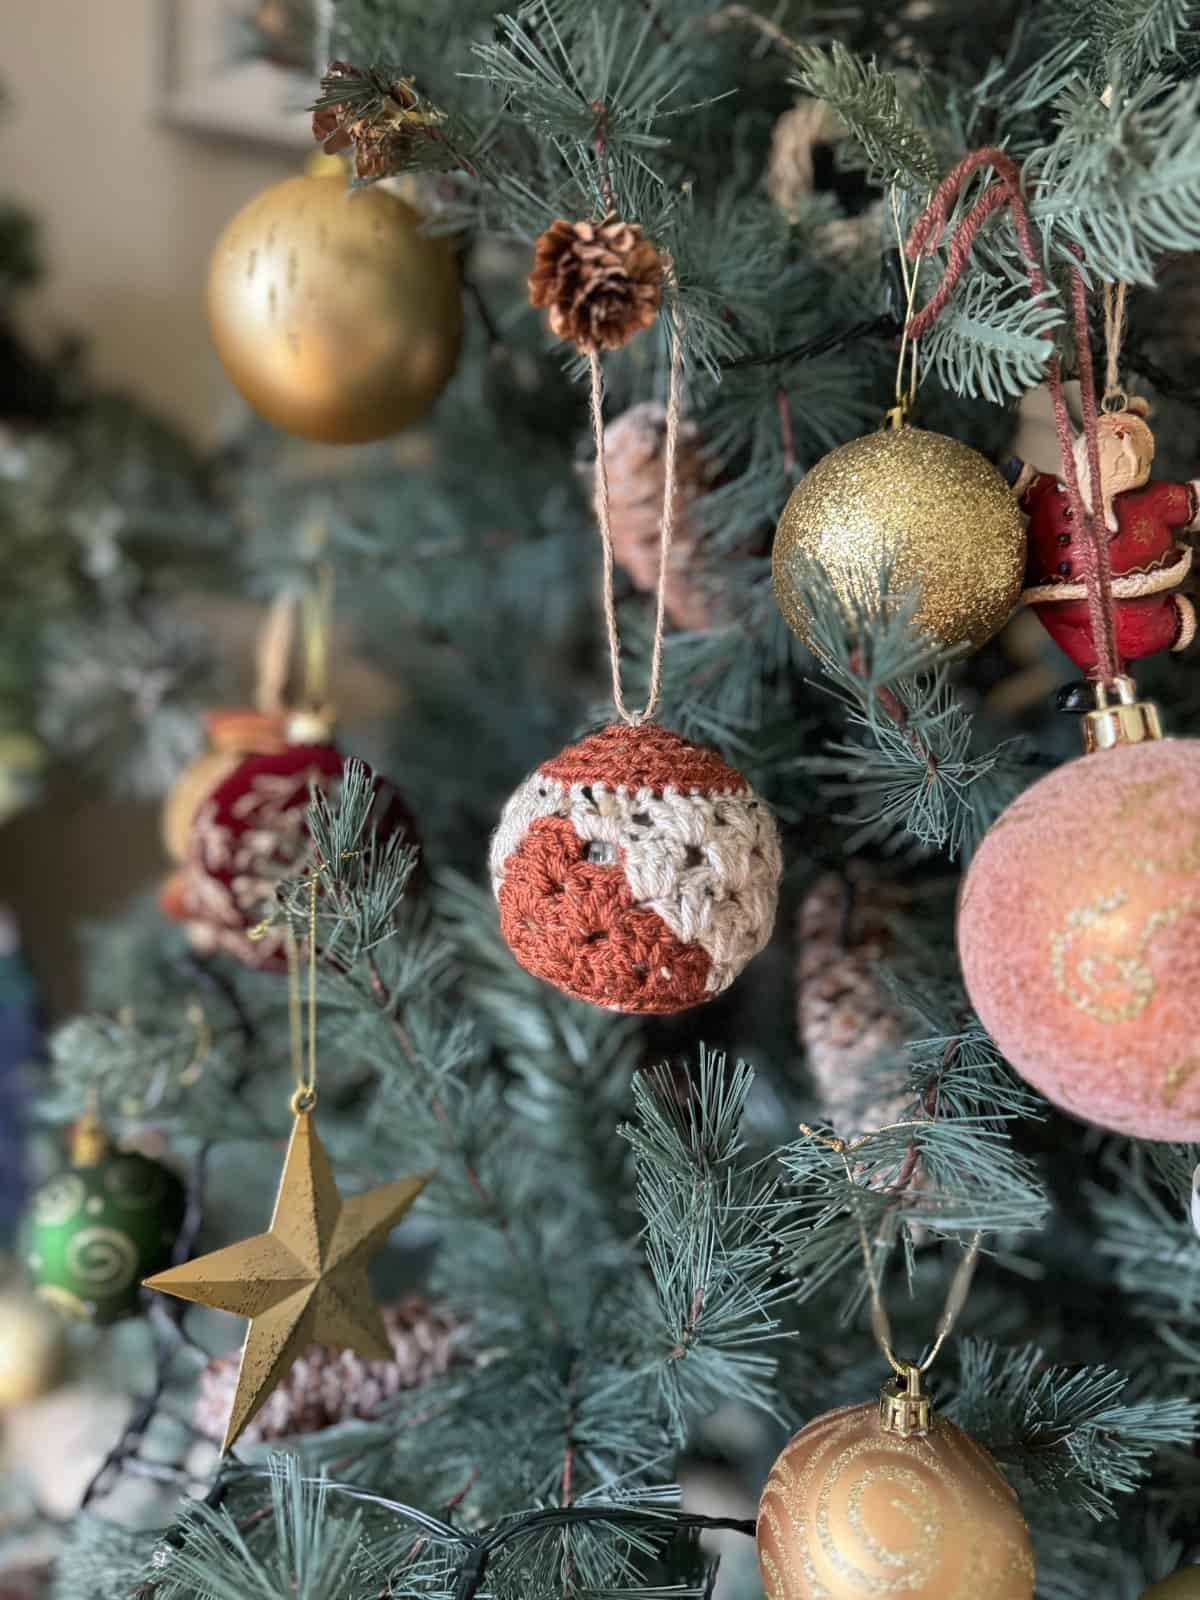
[772, 424, 1026, 651]
[1143, 1572, 1200, 1600]
[207, 173, 462, 443]
[0, 1290, 68, 1406]
[757, 1395, 1034, 1600]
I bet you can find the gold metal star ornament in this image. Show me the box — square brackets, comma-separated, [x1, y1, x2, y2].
[145, 1099, 431, 1451]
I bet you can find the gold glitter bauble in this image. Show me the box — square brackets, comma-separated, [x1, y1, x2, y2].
[0, 1290, 67, 1406]
[1143, 1572, 1200, 1600]
[757, 1399, 1034, 1600]
[208, 173, 462, 444]
[772, 425, 1026, 650]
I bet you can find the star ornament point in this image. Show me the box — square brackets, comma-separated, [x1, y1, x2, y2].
[145, 1109, 431, 1451]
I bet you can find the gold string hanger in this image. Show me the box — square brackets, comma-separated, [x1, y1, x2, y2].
[301, 559, 335, 715]
[1101, 279, 1130, 413]
[283, 867, 322, 1114]
[588, 260, 685, 726]
[800, 1120, 983, 1435]
[253, 549, 335, 740]
[886, 187, 922, 429]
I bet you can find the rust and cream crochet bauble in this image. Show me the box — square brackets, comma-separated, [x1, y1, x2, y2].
[489, 723, 781, 1013]
[757, 1398, 1034, 1600]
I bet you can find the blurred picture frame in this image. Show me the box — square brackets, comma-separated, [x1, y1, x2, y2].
[155, 0, 316, 149]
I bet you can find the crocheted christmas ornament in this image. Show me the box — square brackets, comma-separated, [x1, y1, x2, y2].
[490, 723, 782, 1013]
[193, 1296, 465, 1444]
[174, 741, 417, 970]
[161, 706, 289, 866]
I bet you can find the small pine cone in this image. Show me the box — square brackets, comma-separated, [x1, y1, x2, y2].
[601, 401, 715, 631]
[193, 1296, 466, 1444]
[529, 217, 664, 353]
[797, 871, 910, 1133]
[313, 63, 443, 182]
[766, 99, 845, 223]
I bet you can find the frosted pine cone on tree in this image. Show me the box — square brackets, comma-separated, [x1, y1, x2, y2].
[194, 1296, 466, 1444]
[600, 401, 716, 631]
[797, 872, 930, 1224]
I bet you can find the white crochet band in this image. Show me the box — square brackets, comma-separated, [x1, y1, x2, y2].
[490, 773, 783, 997]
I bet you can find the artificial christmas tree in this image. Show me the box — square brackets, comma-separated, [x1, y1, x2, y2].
[6, 6, 1200, 1599]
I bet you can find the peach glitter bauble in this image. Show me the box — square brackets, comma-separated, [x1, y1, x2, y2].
[958, 737, 1200, 1141]
[207, 173, 461, 444]
[756, 1401, 1034, 1600]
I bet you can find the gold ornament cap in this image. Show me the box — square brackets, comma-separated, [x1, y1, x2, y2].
[70, 1110, 111, 1168]
[286, 705, 337, 745]
[879, 1362, 933, 1437]
[1082, 675, 1163, 753]
[304, 150, 347, 180]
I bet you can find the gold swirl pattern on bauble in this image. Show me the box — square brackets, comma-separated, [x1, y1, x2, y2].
[65, 1227, 140, 1294]
[756, 1401, 1034, 1600]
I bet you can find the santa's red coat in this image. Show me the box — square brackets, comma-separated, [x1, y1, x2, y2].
[1020, 473, 1197, 672]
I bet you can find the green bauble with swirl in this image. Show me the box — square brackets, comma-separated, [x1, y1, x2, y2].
[25, 1116, 185, 1325]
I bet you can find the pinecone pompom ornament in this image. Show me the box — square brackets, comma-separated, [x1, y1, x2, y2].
[797, 872, 912, 1139]
[528, 217, 664, 353]
[194, 1296, 465, 1444]
[601, 401, 715, 631]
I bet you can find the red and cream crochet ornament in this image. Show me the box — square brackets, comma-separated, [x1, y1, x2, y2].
[169, 715, 417, 970]
[490, 722, 782, 1013]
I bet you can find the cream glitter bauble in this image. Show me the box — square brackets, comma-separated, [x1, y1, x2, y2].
[489, 723, 782, 1013]
[958, 736, 1200, 1141]
[772, 425, 1026, 651]
[207, 172, 462, 443]
[757, 1398, 1034, 1600]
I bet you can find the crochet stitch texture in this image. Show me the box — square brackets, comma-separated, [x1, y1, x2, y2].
[179, 743, 416, 970]
[490, 723, 782, 1013]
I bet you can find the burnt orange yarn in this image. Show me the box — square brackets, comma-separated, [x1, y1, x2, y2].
[496, 814, 712, 1012]
[540, 722, 744, 794]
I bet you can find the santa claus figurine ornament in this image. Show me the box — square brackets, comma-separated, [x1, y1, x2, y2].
[493, 260, 782, 1013]
[1014, 396, 1199, 673]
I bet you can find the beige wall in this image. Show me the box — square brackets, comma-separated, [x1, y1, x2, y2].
[0, 3, 305, 1008]
[1, 0, 296, 443]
